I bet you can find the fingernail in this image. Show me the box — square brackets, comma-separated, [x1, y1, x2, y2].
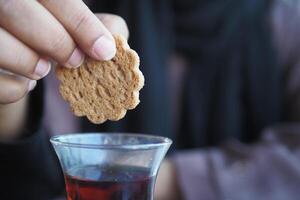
[28, 80, 37, 91]
[34, 58, 51, 78]
[65, 48, 85, 68]
[92, 35, 116, 60]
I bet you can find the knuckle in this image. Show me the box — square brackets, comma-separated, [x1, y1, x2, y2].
[13, 48, 37, 78]
[72, 9, 94, 34]
[46, 31, 71, 60]
[13, 51, 24, 70]
[14, 51, 33, 75]
[49, 31, 67, 52]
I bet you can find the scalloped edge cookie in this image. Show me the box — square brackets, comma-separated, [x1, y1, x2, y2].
[56, 35, 144, 124]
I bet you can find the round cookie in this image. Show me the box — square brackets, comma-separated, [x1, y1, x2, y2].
[56, 35, 144, 124]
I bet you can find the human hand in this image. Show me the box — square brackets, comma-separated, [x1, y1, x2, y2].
[0, 0, 125, 104]
[0, 0, 128, 140]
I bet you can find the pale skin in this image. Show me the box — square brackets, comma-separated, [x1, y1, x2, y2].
[0, 1, 180, 199]
[155, 159, 183, 200]
[0, 0, 124, 139]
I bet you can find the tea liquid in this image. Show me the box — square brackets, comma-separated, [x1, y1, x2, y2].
[65, 165, 155, 200]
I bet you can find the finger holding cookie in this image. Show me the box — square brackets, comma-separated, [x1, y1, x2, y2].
[38, 0, 117, 61]
[0, 0, 130, 140]
[0, 0, 129, 105]
[96, 14, 129, 40]
[0, 27, 41, 104]
[0, 0, 129, 103]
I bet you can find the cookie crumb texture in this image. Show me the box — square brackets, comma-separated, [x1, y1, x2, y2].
[56, 35, 144, 124]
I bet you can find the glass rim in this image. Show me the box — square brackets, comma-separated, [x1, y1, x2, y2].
[50, 132, 172, 150]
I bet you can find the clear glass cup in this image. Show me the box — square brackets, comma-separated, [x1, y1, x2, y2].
[50, 133, 172, 200]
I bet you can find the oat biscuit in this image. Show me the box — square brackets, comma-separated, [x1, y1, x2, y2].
[56, 35, 144, 124]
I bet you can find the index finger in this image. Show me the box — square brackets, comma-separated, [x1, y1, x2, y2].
[39, 0, 116, 61]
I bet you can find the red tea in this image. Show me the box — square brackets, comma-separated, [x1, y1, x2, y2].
[65, 165, 155, 200]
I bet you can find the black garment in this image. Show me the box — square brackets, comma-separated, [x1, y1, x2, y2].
[176, 0, 282, 148]
[87, 0, 282, 149]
